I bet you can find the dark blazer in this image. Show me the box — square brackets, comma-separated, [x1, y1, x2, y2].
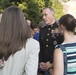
[39, 22, 63, 63]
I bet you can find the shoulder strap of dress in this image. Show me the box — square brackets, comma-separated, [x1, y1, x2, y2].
[58, 44, 67, 75]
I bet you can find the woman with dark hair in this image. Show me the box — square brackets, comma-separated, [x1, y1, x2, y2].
[0, 6, 40, 75]
[52, 14, 76, 75]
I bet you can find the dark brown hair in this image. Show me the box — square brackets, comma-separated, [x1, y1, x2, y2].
[59, 14, 76, 32]
[30, 22, 39, 30]
[0, 6, 31, 60]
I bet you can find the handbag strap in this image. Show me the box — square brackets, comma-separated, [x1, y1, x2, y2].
[58, 44, 67, 75]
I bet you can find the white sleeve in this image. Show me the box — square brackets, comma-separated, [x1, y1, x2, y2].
[25, 40, 40, 75]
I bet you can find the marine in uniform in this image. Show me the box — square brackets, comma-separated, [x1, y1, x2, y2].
[39, 22, 63, 63]
[38, 7, 64, 75]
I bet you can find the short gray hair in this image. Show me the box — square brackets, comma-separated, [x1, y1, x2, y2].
[42, 7, 55, 13]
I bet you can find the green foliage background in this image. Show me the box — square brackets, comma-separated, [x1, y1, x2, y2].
[0, 0, 65, 23]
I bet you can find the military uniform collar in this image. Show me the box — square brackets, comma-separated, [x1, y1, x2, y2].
[41, 21, 57, 28]
[47, 22, 56, 27]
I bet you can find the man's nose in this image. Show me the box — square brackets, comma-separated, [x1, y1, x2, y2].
[43, 15, 45, 19]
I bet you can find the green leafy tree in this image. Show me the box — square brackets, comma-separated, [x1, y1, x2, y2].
[0, 0, 11, 12]
[0, 0, 65, 23]
[50, 0, 65, 19]
[23, 0, 45, 23]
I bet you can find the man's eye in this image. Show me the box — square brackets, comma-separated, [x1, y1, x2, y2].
[42, 14, 47, 17]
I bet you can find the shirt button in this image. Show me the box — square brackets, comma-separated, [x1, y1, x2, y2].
[46, 45, 48, 47]
[47, 33, 49, 35]
[48, 28, 50, 30]
[46, 39, 49, 41]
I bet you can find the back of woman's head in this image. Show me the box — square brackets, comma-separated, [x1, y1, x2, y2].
[0, 6, 31, 60]
[59, 14, 76, 32]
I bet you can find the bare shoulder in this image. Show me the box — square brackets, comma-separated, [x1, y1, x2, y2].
[54, 48, 63, 60]
[54, 48, 63, 54]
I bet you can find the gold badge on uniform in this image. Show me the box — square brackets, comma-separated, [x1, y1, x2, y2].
[48, 28, 50, 30]
[46, 45, 48, 47]
[53, 40, 57, 45]
[51, 29, 55, 37]
[47, 33, 49, 35]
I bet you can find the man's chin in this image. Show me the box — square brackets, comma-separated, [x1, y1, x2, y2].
[44, 21, 50, 25]
[46, 23, 51, 25]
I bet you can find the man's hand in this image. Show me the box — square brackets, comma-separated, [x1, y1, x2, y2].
[39, 62, 47, 71]
[39, 62, 53, 71]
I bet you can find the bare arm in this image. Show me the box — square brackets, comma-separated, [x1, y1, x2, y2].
[52, 48, 64, 75]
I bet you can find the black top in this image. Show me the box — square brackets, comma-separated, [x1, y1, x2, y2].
[39, 22, 63, 63]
